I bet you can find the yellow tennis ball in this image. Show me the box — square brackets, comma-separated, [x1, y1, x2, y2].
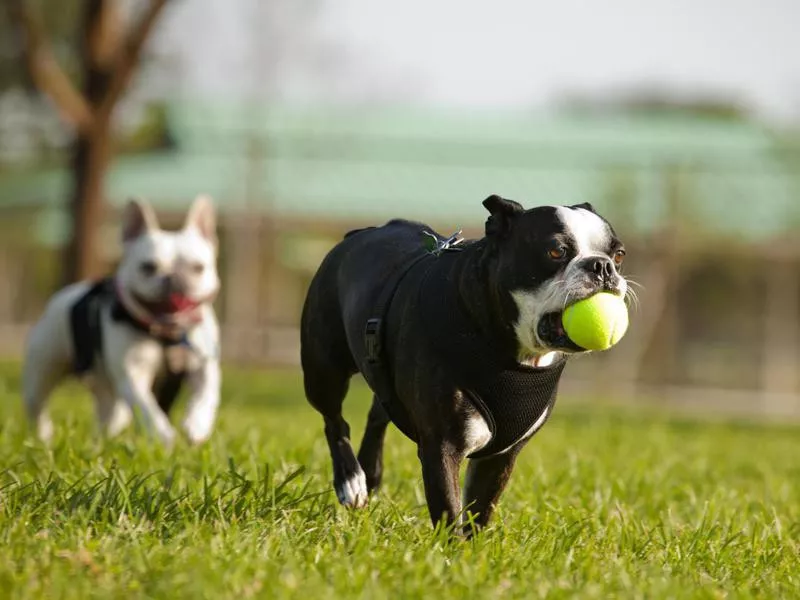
[562, 293, 628, 351]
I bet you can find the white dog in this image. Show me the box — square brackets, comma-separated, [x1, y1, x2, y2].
[22, 195, 222, 446]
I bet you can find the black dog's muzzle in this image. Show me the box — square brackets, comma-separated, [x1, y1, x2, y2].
[536, 280, 627, 352]
[537, 312, 583, 352]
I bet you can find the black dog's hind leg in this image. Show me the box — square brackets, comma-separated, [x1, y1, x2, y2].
[304, 364, 368, 508]
[418, 439, 465, 530]
[357, 395, 391, 494]
[462, 445, 523, 535]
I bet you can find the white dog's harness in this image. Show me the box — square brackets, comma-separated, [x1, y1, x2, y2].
[69, 278, 200, 413]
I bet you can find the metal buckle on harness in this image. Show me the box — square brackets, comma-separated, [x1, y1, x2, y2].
[422, 229, 464, 256]
[365, 318, 382, 364]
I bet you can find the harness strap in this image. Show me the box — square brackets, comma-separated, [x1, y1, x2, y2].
[69, 278, 189, 370]
[363, 251, 432, 438]
[360, 236, 569, 456]
[417, 253, 569, 458]
[70, 279, 112, 374]
[364, 251, 431, 365]
[68, 278, 192, 415]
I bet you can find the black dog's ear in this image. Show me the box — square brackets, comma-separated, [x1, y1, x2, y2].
[483, 195, 524, 237]
[571, 202, 596, 213]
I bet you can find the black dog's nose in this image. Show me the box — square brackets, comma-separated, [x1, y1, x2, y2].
[581, 256, 615, 279]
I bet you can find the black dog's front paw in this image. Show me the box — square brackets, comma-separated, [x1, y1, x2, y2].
[333, 445, 369, 508]
[334, 471, 368, 508]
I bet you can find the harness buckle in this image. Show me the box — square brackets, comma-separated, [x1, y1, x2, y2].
[422, 229, 464, 256]
[365, 318, 382, 364]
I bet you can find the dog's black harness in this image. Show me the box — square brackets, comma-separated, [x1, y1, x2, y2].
[70, 278, 113, 376]
[363, 240, 568, 459]
[69, 278, 189, 413]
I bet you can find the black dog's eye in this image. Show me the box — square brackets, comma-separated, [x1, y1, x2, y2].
[139, 261, 158, 277]
[613, 249, 626, 267]
[547, 245, 567, 260]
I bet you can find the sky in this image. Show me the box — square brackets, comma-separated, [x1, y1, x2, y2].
[154, 0, 800, 122]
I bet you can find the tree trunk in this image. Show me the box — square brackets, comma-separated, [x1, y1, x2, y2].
[9, 0, 169, 284]
[61, 0, 118, 285]
[64, 126, 110, 284]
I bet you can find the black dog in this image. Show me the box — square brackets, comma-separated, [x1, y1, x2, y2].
[300, 195, 627, 532]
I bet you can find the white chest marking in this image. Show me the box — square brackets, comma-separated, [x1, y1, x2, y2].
[467, 403, 553, 458]
[523, 351, 559, 368]
[463, 410, 492, 455]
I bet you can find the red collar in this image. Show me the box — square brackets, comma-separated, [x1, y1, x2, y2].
[113, 278, 205, 340]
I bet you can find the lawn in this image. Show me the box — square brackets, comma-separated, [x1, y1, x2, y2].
[0, 360, 798, 599]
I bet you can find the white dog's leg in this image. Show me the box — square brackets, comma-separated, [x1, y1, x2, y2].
[181, 359, 221, 445]
[22, 323, 70, 443]
[106, 401, 134, 437]
[108, 351, 176, 447]
[118, 377, 176, 447]
[105, 327, 177, 447]
[22, 362, 63, 443]
[91, 376, 133, 437]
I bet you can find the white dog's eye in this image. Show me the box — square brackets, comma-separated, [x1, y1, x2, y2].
[139, 261, 158, 277]
[190, 262, 205, 275]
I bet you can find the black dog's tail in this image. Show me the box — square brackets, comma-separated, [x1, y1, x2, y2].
[344, 226, 376, 239]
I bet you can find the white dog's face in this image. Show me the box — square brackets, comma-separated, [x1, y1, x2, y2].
[482, 197, 627, 358]
[117, 195, 219, 314]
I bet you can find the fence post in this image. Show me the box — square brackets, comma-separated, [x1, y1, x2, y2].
[759, 252, 800, 415]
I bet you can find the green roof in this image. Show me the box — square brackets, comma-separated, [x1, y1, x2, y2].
[2, 101, 798, 244]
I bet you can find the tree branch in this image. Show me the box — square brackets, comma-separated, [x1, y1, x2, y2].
[7, 0, 94, 132]
[97, 0, 169, 123]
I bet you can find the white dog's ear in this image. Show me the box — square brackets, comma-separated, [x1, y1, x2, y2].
[122, 198, 159, 242]
[184, 194, 217, 244]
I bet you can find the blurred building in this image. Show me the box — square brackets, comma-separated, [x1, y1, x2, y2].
[1, 100, 799, 416]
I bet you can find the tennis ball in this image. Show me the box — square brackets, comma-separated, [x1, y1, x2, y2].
[562, 293, 628, 351]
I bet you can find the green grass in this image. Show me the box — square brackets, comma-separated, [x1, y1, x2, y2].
[0, 361, 798, 599]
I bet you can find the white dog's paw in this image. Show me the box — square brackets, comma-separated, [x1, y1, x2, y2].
[182, 421, 212, 446]
[37, 415, 54, 444]
[162, 430, 177, 449]
[181, 408, 216, 446]
[335, 468, 369, 509]
[105, 402, 133, 437]
[152, 420, 177, 449]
